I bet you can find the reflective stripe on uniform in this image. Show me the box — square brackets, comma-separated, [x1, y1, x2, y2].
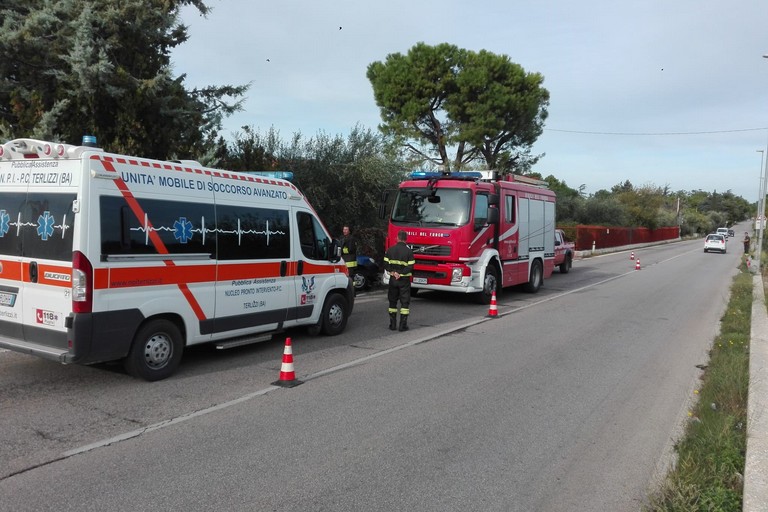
[384, 258, 414, 266]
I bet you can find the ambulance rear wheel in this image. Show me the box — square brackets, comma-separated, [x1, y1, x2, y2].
[321, 294, 349, 336]
[124, 319, 183, 381]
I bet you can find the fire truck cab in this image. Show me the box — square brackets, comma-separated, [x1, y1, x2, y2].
[386, 171, 556, 304]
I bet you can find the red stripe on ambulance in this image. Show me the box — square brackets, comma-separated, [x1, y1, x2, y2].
[98, 157, 208, 321]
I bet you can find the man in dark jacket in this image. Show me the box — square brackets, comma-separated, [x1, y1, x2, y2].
[340, 225, 357, 271]
[384, 230, 415, 331]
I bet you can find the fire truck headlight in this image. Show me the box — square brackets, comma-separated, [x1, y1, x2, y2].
[451, 268, 463, 282]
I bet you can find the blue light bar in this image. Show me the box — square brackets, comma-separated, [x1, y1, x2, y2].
[409, 171, 483, 179]
[246, 171, 294, 181]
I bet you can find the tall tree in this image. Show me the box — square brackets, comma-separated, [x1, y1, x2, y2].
[367, 43, 463, 170]
[0, 0, 247, 159]
[448, 49, 548, 172]
[367, 42, 548, 172]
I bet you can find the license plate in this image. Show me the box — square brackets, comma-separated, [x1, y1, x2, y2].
[0, 292, 16, 307]
[413, 277, 427, 285]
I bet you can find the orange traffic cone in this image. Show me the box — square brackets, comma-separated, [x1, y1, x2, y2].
[635, 259, 641, 270]
[630, 251, 635, 260]
[487, 290, 498, 318]
[272, 337, 303, 388]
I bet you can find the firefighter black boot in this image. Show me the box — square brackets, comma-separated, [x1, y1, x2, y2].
[389, 313, 398, 330]
[398, 315, 409, 332]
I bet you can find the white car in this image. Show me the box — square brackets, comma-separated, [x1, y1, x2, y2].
[716, 227, 729, 238]
[704, 233, 727, 253]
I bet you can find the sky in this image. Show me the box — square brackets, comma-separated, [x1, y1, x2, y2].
[171, 0, 768, 203]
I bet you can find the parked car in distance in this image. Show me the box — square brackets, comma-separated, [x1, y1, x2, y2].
[728, 229, 735, 238]
[716, 227, 729, 238]
[704, 233, 727, 253]
[554, 228, 575, 273]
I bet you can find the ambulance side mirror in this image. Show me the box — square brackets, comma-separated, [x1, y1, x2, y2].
[330, 239, 342, 263]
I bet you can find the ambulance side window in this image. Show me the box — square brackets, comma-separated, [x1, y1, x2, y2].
[0, 192, 26, 257]
[216, 205, 290, 260]
[297, 212, 330, 261]
[21, 193, 77, 261]
[100, 196, 216, 257]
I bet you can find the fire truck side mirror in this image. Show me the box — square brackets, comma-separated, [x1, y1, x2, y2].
[488, 193, 499, 206]
[487, 208, 500, 225]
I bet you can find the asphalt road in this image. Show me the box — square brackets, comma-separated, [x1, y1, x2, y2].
[0, 235, 743, 511]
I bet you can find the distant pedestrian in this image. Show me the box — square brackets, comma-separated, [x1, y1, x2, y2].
[744, 232, 751, 254]
[384, 230, 415, 331]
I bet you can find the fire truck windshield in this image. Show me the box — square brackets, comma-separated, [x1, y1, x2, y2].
[391, 188, 472, 227]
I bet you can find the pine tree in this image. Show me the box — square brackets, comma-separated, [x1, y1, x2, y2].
[0, 0, 247, 159]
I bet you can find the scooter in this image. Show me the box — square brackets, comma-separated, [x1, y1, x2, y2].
[352, 255, 380, 291]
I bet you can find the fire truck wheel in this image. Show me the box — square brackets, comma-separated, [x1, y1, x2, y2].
[321, 293, 349, 336]
[124, 319, 184, 381]
[524, 260, 543, 293]
[476, 265, 499, 304]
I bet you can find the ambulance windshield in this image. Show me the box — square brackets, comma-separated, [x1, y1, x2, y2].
[391, 188, 472, 227]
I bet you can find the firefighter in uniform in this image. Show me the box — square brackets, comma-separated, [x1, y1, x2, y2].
[384, 230, 415, 331]
[340, 225, 358, 276]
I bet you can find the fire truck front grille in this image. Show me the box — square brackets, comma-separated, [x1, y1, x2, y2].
[413, 269, 447, 279]
[409, 244, 451, 256]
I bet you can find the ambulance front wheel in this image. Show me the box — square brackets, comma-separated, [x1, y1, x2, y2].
[124, 319, 184, 381]
[321, 293, 349, 336]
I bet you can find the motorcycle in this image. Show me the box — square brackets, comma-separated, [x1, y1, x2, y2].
[351, 255, 381, 291]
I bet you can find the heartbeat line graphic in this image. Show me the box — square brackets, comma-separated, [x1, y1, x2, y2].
[0, 210, 72, 240]
[130, 214, 285, 246]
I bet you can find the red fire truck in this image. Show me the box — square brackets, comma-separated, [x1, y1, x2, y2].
[385, 171, 556, 304]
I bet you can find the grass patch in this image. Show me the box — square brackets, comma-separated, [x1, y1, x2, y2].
[645, 262, 751, 511]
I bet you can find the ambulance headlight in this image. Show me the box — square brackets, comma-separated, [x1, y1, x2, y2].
[451, 268, 463, 282]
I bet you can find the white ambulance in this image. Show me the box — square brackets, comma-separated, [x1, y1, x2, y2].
[0, 138, 354, 380]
